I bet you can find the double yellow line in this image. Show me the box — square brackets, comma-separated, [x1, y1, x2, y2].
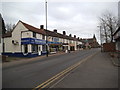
[33, 52, 99, 90]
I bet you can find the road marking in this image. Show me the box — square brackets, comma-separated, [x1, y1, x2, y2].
[33, 51, 99, 90]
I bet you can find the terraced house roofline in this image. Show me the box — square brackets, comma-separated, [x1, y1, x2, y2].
[8, 20, 81, 41]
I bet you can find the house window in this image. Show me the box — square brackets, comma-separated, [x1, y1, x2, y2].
[52, 37, 53, 41]
[33, 32, 36, 38]
[42, 35, 45, 39]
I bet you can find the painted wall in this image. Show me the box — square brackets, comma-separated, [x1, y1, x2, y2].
[4, 21, 28, 53]
[36, 33, 43, 39]
[22, 31, 33, 38]
[59, 38, 63, 43]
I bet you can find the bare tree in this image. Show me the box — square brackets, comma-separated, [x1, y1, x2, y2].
[99, 11, 118, 43]
[6, 23, 15, 32]
[100, 22, 109, 43]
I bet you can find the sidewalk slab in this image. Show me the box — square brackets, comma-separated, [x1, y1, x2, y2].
[53, 52, 118, 88]
[109, 52, 120, 67]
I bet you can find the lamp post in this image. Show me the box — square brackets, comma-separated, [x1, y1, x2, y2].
[97, 26, 102, 52]
[45, 0, 48, 57]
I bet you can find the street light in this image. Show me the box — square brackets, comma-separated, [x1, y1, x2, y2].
[45, 0, 48, 57]
[97, 26, 102, 52]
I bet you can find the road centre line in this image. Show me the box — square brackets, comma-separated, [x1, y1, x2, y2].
[33, 51, 99, 90]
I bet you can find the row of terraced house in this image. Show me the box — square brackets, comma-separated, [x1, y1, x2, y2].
[2, 20, 84, 57]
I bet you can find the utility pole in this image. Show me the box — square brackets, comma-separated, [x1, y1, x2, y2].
[45, 0, 48, 57]
[97, 26, 102, 52]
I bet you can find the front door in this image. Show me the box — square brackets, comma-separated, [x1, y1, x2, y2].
[24, 45, 28, 53]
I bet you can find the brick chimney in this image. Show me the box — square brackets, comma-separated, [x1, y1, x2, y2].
[63, 31, 66, 35]
[40, 25, 44, 29]
[53, 29, 57, 33]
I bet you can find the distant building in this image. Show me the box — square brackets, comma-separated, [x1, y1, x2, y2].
[0, 14, 6, 55]
[81, 34, 99, 48]
[0, 14, 2, 55]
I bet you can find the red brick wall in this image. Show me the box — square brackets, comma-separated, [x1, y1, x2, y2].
[103, 43, 116, 52]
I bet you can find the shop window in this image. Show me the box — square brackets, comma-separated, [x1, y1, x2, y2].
[42, 45, 46, 51]
[32, 45, 38, 53]
[42, 35, 45, 39]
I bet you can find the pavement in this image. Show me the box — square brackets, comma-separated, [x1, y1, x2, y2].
[52, 52, 119, 88]
[109, 52, 120, 67]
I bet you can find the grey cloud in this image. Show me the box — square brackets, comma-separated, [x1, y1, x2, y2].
[1, 1, 118, 43]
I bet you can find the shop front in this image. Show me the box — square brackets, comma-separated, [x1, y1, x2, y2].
[62, 43, 70, 52]
[21, 38, 46, 57]
[69, 44, 75, 51]
[47, 41, 62, 53]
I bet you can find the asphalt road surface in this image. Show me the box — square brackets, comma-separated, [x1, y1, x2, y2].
[3, 48, 99, 88]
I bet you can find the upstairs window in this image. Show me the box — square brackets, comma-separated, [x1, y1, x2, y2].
[33, 32, 36, 38]
[42, 35, 45, 40]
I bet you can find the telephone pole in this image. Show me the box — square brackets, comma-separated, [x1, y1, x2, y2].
[45, 0, 48, 57]
[97, 26, 102, 52]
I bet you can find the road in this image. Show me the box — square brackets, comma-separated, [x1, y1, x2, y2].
[3, 48, 99, 88]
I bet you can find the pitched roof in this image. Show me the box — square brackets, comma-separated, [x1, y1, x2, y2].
[2, 31, 12, 38]
[20, 21, 79, 40]
[20, 21, 46, 35]
[81, 38, 94, 43]
[3, 20, 80, 41]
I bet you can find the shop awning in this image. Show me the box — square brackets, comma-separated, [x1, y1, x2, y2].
[21, 38, 62, 45]
[21, 38, 46, 45]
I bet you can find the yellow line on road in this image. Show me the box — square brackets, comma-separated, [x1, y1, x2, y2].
[33, 51, 99, 90]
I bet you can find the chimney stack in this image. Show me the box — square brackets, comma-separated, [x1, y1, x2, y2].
[53, 29, 57, 33]
[74, 35, 76, 38]
[63, 31, 66, 35]
[40, 25, 44, 29]
[69, 34, 72, 37]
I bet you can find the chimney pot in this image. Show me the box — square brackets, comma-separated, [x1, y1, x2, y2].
[69, 34, 72, 37]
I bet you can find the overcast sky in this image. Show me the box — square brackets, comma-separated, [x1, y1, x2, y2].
[0, 0, 119, 43]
